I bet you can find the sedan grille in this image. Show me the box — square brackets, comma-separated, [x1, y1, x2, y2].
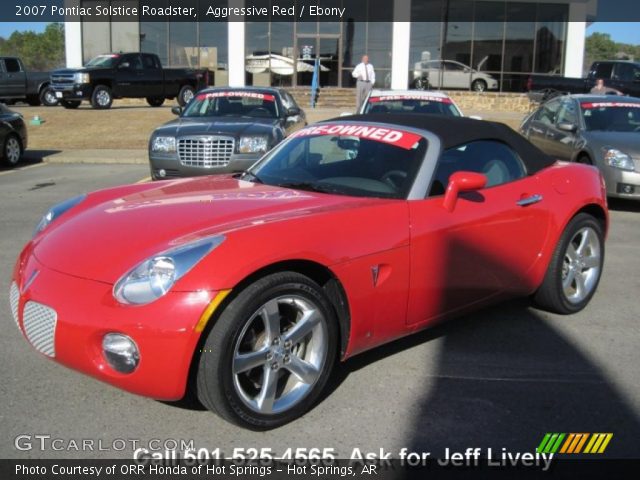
[23, 301, 57, 357]
[178, 136, 234, 168]
[9, 282, 20, 331]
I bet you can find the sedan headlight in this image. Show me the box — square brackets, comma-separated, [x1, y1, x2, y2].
[34, 194, 86, 236]
[603, 148, 635, 171]
[113, 235, 225, 305]
[151, 136, 176, 153]
[73, 72, 90, 84]
[239, 136, 268, 154]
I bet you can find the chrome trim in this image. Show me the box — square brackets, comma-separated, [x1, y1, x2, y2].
[517, 194, 543, 206]
[23, 301, 57, 357]
[177, 135, 235, 168]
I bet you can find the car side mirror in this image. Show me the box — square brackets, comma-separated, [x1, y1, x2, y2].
[443, 171, 486, 212]
[557, 122, 577, 133]
[171, 106, 182, 116]
[286, 107, 300, 117]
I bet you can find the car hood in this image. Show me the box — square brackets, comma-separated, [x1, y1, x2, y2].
[52, 67, 111, 75]
[584, 131, 640, 158]
[154, 117, 279, 137]
[33, 176, 386, 284]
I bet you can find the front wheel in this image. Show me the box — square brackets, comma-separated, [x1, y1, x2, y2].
[177, 85, 195, 107]
[471, 79, 487, 92]
[40, 86, 58, 106]
[196, 272, 338, 430]
[533, 213, 604, 314]
[91, 85, 113, 109]
[3, 134, 22, 167]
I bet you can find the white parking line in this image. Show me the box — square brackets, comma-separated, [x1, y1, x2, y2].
[136, 176, 151, 183]
[0, 162, 47, 177]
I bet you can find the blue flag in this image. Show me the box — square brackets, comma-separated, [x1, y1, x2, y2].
[311, 57, 320, 108]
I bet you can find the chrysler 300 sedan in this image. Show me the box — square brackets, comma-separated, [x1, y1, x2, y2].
[521, 94, 640, 200]
[149, 87, 306, 180]
[12, 114, 607, 430]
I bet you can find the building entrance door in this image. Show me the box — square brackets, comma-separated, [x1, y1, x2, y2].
[294, 34, 341, 87]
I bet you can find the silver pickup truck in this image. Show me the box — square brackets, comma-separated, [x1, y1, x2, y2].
[0, 57, 57, 107]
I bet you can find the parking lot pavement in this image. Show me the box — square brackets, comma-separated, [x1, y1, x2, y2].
[1, 164, 639, 460]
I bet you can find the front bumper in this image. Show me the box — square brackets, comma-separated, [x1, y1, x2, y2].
[149, 152, 261, 179]
[51, 83, 93, 101]
[10, 246, 217, 400]
[602, 165, 640, 200]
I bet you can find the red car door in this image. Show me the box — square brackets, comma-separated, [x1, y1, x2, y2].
[406, 140, 551, 327]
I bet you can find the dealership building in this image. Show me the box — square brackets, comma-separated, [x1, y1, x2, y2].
[64, 0, 597, 92]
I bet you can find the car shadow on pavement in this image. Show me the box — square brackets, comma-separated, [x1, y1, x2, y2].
[607, 198, 640, 213]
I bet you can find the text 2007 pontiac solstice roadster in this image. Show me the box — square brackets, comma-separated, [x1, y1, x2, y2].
[10, 114, 607, 429]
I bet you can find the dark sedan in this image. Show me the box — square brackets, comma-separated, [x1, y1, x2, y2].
[521, 94, 640, 200]
[149, 87, 306, 180]
[0, 103, 28, 167]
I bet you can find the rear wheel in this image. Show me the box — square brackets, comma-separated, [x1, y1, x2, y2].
[146, 97, 165, 107]
[91, 85, 113, 109]
[40, 86, 58, 107]
[177, 85, 195, 107]
[196, 272, 338, 430]
[61, 100, 81, 109]
[3, 134, 22, 167]
[533, 213, 604, 314]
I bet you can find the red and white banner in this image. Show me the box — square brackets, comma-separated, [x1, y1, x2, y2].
[581, 102, 640, 109]
[369, 95, 452, 104]
[288, 124, 422, 150]
[197, 91, 276, 101]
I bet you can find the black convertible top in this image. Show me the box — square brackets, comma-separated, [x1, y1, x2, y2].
[327, 113, 555, 174]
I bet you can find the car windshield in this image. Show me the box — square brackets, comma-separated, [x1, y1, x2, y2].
[364, 95, 461, 116]
[247, 123, 428, 199]
[85, 55, 120, 68]
[580, 102, 640, 132]
[182, 91, 279, 118]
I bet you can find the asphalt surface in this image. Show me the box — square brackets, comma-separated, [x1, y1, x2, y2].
[1, 163, 639, 461]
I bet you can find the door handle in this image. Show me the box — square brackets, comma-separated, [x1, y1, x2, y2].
[517, 194, 543, 206]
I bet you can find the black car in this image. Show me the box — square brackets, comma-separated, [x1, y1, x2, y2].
[0, 103, 28, 167]
[149, 87, 306, 180]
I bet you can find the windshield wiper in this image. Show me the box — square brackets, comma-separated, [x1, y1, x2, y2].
[239, 171, 263, 183]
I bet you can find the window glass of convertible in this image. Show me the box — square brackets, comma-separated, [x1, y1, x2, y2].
[241, 134, 428, 199]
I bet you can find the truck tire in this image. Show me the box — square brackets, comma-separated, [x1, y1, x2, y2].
[39, 86, 58, 107]
[146, 97, 165, 107]
[61, 100, 81, 109]
[91, 85, 113, 109]
[177, 85, 195, 107]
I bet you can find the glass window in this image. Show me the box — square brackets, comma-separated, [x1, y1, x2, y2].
[81, 1, 111, 63]
[613, 63, 640, 82]
[535, 98, 561, 125]
[534, 3, 567, 74]
[140, 22, 168, 66]
[556, 101, 579, 126]
[4, 58, 20, 72]
[430, 140, 526, 196]
[504, 2, 535, 73]
[593, 62, 614, 79]
[472, 1, 504, 73]
[442, 0, 473, 67]
[168, 23, 198, 67]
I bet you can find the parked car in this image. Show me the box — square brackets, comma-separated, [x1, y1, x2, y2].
[521, 94, 640, 200]
[356, 89, 464, 116]
[0, 103, 28, 166]
[413, 60, 499, 92]
[50, 52, 212, 109]
[149, 87, 306, 180]
[11, 114, 607, 429]
[0, 57, 57, 107]
[527, 61, 640, 100]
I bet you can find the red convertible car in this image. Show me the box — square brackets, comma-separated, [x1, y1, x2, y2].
[10, 114, 607, 429]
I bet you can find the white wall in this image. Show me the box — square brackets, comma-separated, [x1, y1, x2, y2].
[64, 22, 83, 68]
[564, 1, 588, 78]
[227, 0, 246, 87]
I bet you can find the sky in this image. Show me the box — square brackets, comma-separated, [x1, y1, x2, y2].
[0, 21, 638, 45]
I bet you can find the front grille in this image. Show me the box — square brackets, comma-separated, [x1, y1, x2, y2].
[51, 74, 74, 86]
[9, 282, 20, 331]
[178, 136, 234, 168]
[23, 301, 57, 357]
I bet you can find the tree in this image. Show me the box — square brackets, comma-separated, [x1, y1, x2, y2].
[0, 23, 65, 71]
[584, 32, 639, 67]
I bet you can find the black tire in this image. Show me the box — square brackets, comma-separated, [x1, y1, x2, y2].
[196, 272, 338, 430]
[413, 77, 429, 90]
[91, 85, 113, 109]
[26, 96, 41, 106]
[146, 97, 165, 107]
[472, 79, 487, 92]
[39, 86, 58, 107]
[2, 134, 22, 167]
[177, 85, 195, 107]
[533, 213, 604, 314]
[577, 154, 592, 165]
[61, 100, 81, 109]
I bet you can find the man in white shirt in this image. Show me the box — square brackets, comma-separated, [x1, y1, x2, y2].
[352, 55, 375, 111]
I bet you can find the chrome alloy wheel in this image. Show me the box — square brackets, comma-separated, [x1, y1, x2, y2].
[562, 226, 602, 304]
[96, 90, 111, 106]
[5, 137, 21, 165]
[182, 89, 194, 104]
[232, 295, 328, 415]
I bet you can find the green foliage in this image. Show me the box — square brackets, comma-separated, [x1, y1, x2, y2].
[0, 23, 65, 71]
[585, 32, 640, 68]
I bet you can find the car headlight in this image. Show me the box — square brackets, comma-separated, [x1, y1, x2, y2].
[73, 72, 90, 84]
[603, 148, 635, 171]
[34, 194, 86, 236]
[113, 235, 225, 305]
[151, 136, 176, 153]
[239, 136, 268, 154]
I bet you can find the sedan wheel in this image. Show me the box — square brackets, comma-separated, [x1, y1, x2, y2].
[472, 79, 487, 92]
[3, 135, 22, 166]
[533, 213, 604, 314]
[197, 272, 337, 429]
